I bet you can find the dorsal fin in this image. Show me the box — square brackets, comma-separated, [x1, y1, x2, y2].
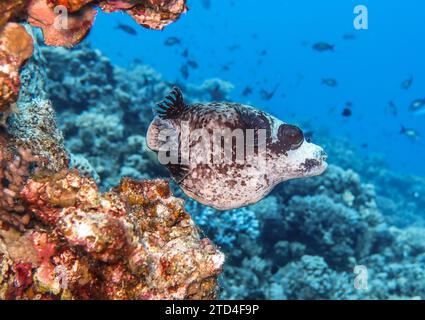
[155, 87, 187, 119]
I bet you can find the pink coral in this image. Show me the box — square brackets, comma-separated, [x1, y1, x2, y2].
[27, 0, 97, 48]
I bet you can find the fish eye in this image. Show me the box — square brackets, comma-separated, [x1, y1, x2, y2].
[278, 124, 304, 149]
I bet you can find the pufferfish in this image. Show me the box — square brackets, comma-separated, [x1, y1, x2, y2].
[147, 87, 327, 210]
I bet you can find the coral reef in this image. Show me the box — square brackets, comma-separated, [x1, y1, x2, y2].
[0, 173, 223, 299]
[36, 44, 425, 300]
[0, 165, 224, 299]
[0, 30, 224, 300]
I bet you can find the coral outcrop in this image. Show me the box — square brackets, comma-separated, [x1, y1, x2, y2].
[0, 170, 223, 299]
[0, 23, 33, 119]
[0, 0, 187, 114]
[0, 141, 224, 300]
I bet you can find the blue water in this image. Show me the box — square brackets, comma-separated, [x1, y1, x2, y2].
[88, 0, 425, 176]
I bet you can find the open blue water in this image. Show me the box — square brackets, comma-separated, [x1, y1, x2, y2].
[87, 0, 425, 176]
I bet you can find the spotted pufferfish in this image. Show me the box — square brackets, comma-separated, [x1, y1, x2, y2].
[147, 87, 327, 210]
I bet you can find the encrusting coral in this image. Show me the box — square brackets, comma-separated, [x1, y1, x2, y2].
[0, 23, 33, 121]
[0, 143, 224, 300]
[0, 0, 187, 113]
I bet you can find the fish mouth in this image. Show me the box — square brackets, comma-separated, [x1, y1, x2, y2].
[301, 149, 328, 176]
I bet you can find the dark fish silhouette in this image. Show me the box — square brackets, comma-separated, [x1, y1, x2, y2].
[260, 84, 280, 101]
[401, 76, 413, 90]
[182, 48, 189, 58]
[187, 60, 199, 69]
[312, 42, 334, 52]
[242, 86, 253, 97]
[228, 44, 240, 51]
[387, 101, 398, 116]
[180, 65, 189, 79]
[342, 108, 352, 117]
[322, 78, 338, 87]
[164, 37, 181, 46]
[116, 23, 137, 35]
[342, 33, 356, 40]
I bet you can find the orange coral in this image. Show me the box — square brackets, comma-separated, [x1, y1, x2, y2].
[0, 23, 33, 114]
[128, 0, 188, 30]
[27, 0, 97, 48]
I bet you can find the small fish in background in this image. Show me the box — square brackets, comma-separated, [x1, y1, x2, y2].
[361, 143, 368, 149]
[242, 86, 253, 97]
[304, 130, 314, 143]
[342, 33, 356, 40]
[386, 101, 398, 116]
[182, 48, 189, 58]
[228, 44, 240, 51]
[260, 84, 280, 101]
[400, 126, 420, 140]
[116, 23, 138, 36]
[409, 98, 425, 116]
[342, 107, 352, 117]
[164, 37, 181, 46]
[401, 76, 413, 90]
[147, 87, 328, 210]
[312, 42, 334, 52]
[133, 58, 142, 64]
[187, 60, 199, 69]
[321, 78, 338, 87]
[260, 49, 268, 56]
[201, 0, 211, 9]
[180, 65, 189, 79]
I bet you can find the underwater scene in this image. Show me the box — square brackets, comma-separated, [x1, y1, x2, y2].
[1, 0, 425, 301]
